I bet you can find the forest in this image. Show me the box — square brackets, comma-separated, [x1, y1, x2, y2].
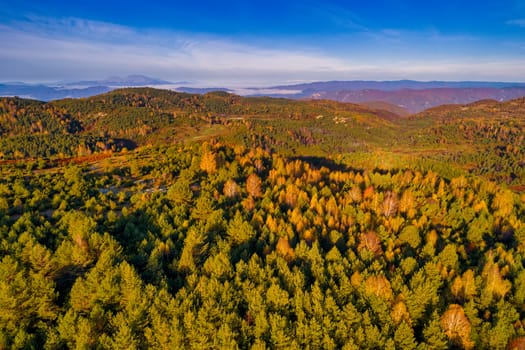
[0, 89, 525, 349]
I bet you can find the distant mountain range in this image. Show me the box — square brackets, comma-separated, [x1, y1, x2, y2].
[263, 80, 525, 113]
[1, 76, 525, 113]
[304, 87, 525, 113]
[271, 80, 525, 92]
[174, 87, 233, 94]
[63, 74, 174, 87]
[0, 84, 111, 101]
[0, 75, 179, 101]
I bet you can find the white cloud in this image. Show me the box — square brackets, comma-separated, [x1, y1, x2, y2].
[0, 17, 359, 84]
[0, 16, 524, 84]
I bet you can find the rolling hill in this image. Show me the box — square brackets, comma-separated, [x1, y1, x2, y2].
[0, 88, 396, 158]
[1, 87, 525, 189]
[3, 78, 525, 114]
[1, 88, 525, 349]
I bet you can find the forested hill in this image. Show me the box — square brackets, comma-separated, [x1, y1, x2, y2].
[1, 88, 525, 348]
[397, 97, 525, 189]
[1, 88, 525, 189]
[1, 142, 525, 348]
[0, 88, 394, 158]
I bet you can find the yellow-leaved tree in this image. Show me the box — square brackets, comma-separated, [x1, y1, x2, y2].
[440, 304, 474, 349]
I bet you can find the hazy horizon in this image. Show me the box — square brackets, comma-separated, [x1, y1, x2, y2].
[3, 75, 525, 87]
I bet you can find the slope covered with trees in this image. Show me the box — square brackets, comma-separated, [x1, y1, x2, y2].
[400, 97, 525, 188]
[0, 88, 525, 189]
[0, 89, 395, 160]
[1, 89, 525, 349]
[1, 143, 525, 349]
[2, 89, 525, 189]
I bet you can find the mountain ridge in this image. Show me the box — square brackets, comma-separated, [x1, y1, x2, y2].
[271, 79, 525, 92]
[2, 78, 525, 111]
[65, 74, 174, 87]
[306, 87, 525, 113]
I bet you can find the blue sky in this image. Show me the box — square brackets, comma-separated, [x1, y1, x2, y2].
[1, 0, 524, 85]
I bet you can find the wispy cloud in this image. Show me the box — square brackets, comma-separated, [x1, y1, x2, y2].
[305, 0, 369, 32]
[0, 16, 524, 84]
[23, 15, 135, 38]
[507, 18, 525, 27]
[0, 16, 359, 84]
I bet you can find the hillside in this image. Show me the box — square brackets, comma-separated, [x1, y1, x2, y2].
[1, 141, 524, 349]
[3, 88, 525, 188]
[1, 88, 525, 349]
[0, 88, 396, 159]
[396, 97, 525, 188]
[357, 101, 411, 118]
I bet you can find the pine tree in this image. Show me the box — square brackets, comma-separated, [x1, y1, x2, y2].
[421, 311, 448, 350]
[227, 211, 256, 245]
[111, 314, 139, 350]
[269, 313, 291, 349]
[398, 225, 421, 249]
[482, 300, 518, 349]
[394, 321, 417, 350]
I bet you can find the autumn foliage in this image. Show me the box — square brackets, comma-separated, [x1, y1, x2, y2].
[440, 304, 474, 349]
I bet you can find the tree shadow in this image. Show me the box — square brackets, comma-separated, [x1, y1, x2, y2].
[289, 156, 348, 171]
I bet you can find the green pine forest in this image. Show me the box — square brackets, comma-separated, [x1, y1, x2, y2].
[1, 88, 525, 349]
